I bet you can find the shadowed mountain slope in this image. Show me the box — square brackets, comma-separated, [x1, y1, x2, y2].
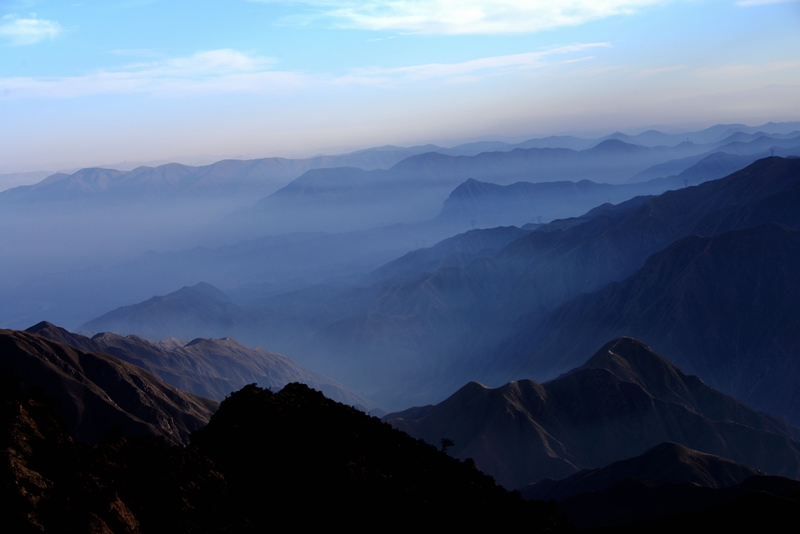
[290, 157, 800, 404]
[497, 223, 800, 424]
[363, 225, 531, 285]
[27, 321, 377, 411]
[557, 475, 800, 531]
[384, 338, 800, 490]
[0, 329, 217, 444]
[80, 282, 245, 341]
[521, 442, 762, 502]
[0, 373, 571, 531]
[188, 382, 571, 530]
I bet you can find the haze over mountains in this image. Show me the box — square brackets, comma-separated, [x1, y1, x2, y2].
[66, 154, 800, 414]
[4, 120, 800, 530]
[1, 122, 798, 332]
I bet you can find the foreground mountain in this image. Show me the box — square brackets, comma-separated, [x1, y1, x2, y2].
[385, 338, 800, 489]
[28, 321, 378, 411]
[0, 329, 216, 444]
[0, 372, 570, 531]
[519, 444, 800, 530]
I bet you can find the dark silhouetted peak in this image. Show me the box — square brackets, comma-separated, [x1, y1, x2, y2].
[386, 337, 800, 489]
[191, 382, 569, 529]
[26, 321, 103, 352]
[523, 441, 762, 502]
[575, 337, 693, 399]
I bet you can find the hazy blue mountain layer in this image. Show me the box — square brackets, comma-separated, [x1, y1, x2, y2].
[75, 157, 800, 409]
[489, 223, 800, 425]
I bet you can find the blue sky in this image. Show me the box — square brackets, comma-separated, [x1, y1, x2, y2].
[1, 0, 799, 172]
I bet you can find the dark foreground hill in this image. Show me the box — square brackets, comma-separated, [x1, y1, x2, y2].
[0, 329, 217, 444]
[0, 372, 571, 532]
[521, 442, 800, 530]
[522, 441, 762, 502]
[385, 338, 800, 489]
[559, 475, 800, 531]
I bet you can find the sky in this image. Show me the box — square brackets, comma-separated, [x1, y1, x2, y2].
[0, 0, 799, 172]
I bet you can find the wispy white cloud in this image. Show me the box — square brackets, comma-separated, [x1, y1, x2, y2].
[106, 48, 164, 58]
[639, 64, 686, 76]
[0, 14, 62, 45]
[0, 44, 608, 98]
[0, 49, 309, 98]
[695, 60, 800, 78]
[251, 0, 668, 34]
[336, 43, 609, 85]
[737, 0, 799, 6]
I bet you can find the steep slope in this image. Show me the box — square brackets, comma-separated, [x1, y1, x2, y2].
[0, 329, 217, 444]
[363, 225, 530, 285]
[80, 282, 245, 340]
[293, 157, 800, 405]
[384, 338, 800, 489]
[499, 223, 800, 424]
[190, 382, 570, 530]
[28, 321, 377, 411]
[0, 374, 570, 531]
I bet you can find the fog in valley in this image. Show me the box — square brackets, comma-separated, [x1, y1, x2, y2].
[3, 123, 799, 409]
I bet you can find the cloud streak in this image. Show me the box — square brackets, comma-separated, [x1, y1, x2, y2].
[253, 0, 667, 34]
[338, 43, 609, 85]
[0, 49, 309, 99]
[0, 45, 608, 98]
[736, 0, 799, 6]
[0, 15, 62, 46]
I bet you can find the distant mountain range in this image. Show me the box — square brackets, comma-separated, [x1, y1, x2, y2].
[75, 157, 800, 412]
[231, 133, 799, 234]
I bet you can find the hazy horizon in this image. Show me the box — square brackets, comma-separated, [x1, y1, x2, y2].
[1, 0, 799, 173]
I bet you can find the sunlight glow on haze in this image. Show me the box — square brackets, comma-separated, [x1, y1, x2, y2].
[0, 0, 798, 172]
